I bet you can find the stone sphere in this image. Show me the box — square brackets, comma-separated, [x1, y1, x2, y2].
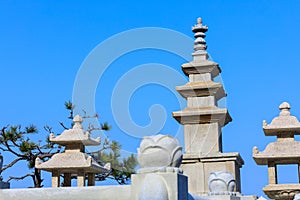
[137, 134, 182, 169]
[208, 171, 236, 193]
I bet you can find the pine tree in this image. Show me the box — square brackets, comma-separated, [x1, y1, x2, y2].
[0, 101, 137, 187]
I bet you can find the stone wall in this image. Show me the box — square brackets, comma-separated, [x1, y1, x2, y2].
[0, 186, 131, 200]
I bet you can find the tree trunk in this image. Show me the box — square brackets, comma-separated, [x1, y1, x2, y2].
[34, 168, 42, 188]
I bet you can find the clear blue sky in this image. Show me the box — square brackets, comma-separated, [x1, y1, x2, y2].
[1, 0, 300, 198]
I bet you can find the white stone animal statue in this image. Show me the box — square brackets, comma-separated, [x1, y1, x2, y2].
[208, 171, 236, 194]
[137, 134, 182, 173]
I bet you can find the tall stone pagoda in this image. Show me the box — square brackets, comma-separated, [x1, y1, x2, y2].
[35, 115, 110, 187]
[253, 102, 300, 200]
[172, 18, 244, 195]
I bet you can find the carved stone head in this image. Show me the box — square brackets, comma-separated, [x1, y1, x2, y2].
[208, 171, 236, 194]
[137, 134, 182, 171]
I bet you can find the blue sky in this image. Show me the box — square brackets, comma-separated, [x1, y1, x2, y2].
[1, 0, 300, 198]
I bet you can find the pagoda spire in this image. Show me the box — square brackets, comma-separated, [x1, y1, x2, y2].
[192, 17, 209, 61]
[192, 18, 208, 52]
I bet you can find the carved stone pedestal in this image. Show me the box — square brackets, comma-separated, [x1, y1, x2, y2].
[131, 172, 188, 200]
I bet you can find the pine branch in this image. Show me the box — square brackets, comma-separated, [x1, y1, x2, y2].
[0, 157, 26, 173]
[1, 127, 24, 157]
[43, 125, 52, 134]
[0, 146, 8, 152]
[59, 122, 69, 130]
[11, 139, 21, 148]
[7, 173, 34, 183]
[36, 145, 43, 154]
[4, 141, 23, 157]
[38, 153, 54, 160]
[95, 171, 111, 181]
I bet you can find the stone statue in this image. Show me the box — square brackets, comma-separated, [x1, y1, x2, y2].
[137, 134, 182, 173]
[208, 171, 236, 195]
[132, 134, 187, 200]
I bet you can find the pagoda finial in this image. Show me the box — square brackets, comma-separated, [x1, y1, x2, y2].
[192, 17, 208, 53]
[73, 115, 83, 129]
[197, 17, 202, 25]
[279, 102, 291, 116]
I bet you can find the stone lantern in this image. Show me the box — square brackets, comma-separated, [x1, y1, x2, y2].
[253, 102, 300, 199]
[36, 115, 110, 187]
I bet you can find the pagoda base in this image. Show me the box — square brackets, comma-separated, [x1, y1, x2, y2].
[181, 152, 244, 195]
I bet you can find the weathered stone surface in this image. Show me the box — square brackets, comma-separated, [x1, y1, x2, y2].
[205, 193, 257, 200]
[183, 123, 222, 154]
[253, 140, 300, 165]
[205, 195, 240, 200]
[137, 174, 169, 200]
[263, 184, 300, 200]
[172, 18, 243, 196]
[36, 152, 107, 173]
[131, 173, 188, 200]
[137, 134, 182, 174]
[0, 186, 131, 200]
[176, 81, 226, 100]
[172, 107, 231, 126]
[181, 60, 221, 77]
[253, 102, 300, 165]
[253, 102, 300, 200]
[50, 115, 100, 146]
[263, 102, 300, 136]
[182, 152, 243, 195]
[187, 96, 216, 108]
[132, 134, 188, 200]
[208, 171, 236, 194]
[36, 115, 110, 187]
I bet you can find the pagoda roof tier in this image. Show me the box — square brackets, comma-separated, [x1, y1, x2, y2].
[181, 60, 221, 77]
[176, 81, 226, 100]
[263, 102, 300, 136]
[50, 130, 100, 146]
[172, 106, 232, 125]
[50, 115, 100, 146]
[253, 140, 300, 165]
[35, 152, 109, 174]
